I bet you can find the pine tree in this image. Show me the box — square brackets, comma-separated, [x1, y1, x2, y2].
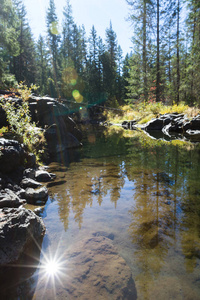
[46, 0, 61, 96]
[62, 0, 74, 66]
[36, 35, 49, 95]
[0, 0, 19, 87]
[105, 21, 118, 100]
[184, 0, 200, 105]
[11, 0, 37, 85]
[126, 0, 154, 102]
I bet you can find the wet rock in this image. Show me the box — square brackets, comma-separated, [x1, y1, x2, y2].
[93, 231, 115, 240]
[122, 120, 137, 130]
[0, 189, 26, 208]
[20, 178, 42, 189]
[0, 207, 45, 265]
[183, 114, 200, 131]
[24, 186, 48, 204]
[35, 236, 137, 300]
[35, 170, 55, 182]
[145, 117, 170, 131]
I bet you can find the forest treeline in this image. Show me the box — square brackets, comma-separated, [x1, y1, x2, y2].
[0, 0, 200, 107]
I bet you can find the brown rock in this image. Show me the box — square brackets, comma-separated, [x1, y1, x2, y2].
[34, 236, 137, 300]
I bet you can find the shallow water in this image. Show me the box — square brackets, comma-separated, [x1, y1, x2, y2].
[2, 126, 200, 299]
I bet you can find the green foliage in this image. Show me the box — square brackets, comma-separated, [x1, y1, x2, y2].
[0, 126, 8, 136]
[0, 96, 45, 162]
[16, 81, 39, 101]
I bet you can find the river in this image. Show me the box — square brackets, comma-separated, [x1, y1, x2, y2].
[3, 125, 200, 299]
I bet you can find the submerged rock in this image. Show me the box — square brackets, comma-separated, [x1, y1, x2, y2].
[34, 236, 137, 299]
[0, 207, 45, 266]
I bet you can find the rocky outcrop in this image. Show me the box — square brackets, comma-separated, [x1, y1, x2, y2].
[0, 207, 45, 266]
[0, 138, 26, 173]
[34, 235, 137, 300]
[28, 96, 82, 154]
[122, 113, 200, 142]
[0, 137, 56, 206]
[0, 93, 82, 155]
[0, 189, 26, 208]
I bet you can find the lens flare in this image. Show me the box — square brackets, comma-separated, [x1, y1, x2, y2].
[50, 22, 59, 35]
[62, 67, 78, 85]
[44, 259, 60, 276]
[72, 90, 83, 103]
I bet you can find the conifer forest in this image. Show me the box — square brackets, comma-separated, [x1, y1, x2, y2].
[0, 0, 200, 107]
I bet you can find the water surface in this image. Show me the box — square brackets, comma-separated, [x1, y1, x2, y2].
[4, 126, 200, 299]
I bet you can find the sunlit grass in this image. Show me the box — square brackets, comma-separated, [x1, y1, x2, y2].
[104, 101, 200, 125]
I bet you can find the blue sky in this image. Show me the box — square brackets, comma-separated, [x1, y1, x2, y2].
[23, 0, 133, 55]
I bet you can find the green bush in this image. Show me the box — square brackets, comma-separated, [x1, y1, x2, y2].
[0, 97, 45, 162]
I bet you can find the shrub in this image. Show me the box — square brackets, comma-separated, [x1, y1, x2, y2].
[0, 96, 45, 162]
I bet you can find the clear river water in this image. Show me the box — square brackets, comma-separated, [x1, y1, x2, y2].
[2, 125, 200, 299]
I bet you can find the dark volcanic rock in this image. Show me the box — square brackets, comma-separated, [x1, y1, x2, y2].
[144, 117, 171, 131]
[34, 236, 137, 300]
[28, 96, 82, 154]
[183, 114, 200, 131]
[0, 207, 45, 265]
[24, 186, 48, 204]
[35, 170, 56, 182]
[20, 178, 42, 189]
[0, 189, 26, 208]
[0, 138, 26, 173]
[23, 168, 35, 179]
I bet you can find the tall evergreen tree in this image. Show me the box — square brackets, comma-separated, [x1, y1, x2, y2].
[105, 21, 118, 100]
[36, 35, 49, 95]
[46, 0, 60, 96]
[126, 0, 154, 102]
[12, 0, 37, 85]
[0, 0, 19, 87]
[62, 0, 74, 66]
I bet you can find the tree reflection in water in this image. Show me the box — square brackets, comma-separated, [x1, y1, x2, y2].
[46, 127, 200, 299]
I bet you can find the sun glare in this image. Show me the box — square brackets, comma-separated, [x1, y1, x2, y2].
[44, 259, 60, 276]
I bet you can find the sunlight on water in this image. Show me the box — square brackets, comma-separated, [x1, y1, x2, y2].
[3, 127, 200, 299]
[43, 259, 60, 276]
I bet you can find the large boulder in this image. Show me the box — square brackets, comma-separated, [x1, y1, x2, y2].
[183, 114, 200, 131]
[0, 207, 45, 266]
[144, 117, 170, 131]
[0, 189, 26, 208]
[34, 236, 137, 299]
[0, 138, 26, 173]
[28, 96, 82, 154]
[44, 124, 81, 154]
[24, 186, 48, 204]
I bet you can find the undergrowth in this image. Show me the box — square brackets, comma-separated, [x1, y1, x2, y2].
[0, 83, 46, 163]
[104, 101, 200, 124]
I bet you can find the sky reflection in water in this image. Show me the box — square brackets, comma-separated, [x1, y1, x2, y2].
[5, 127, 199, 299]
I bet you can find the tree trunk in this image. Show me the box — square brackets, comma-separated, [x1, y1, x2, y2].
[176, 0, 180, 104]
[143, 0, 147, 101]
[156, 0, 160, 102]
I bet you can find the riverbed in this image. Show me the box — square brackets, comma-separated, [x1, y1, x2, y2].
[3, 125, 200, 299]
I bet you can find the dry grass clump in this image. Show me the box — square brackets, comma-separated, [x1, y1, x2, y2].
[104, 102, 200, 124]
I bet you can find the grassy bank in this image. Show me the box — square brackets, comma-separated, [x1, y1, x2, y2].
[104, 102, 200, 125]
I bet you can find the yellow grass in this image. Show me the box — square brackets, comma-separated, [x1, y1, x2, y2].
[104, 102, 200, 125]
